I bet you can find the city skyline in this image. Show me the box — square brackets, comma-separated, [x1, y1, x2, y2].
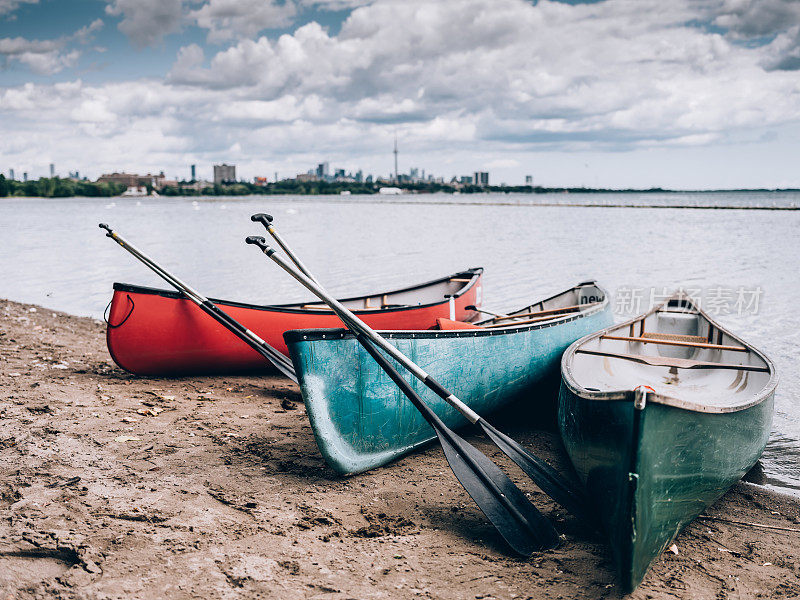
[2, 1, 800, 189]
[6, 140, 505, 188]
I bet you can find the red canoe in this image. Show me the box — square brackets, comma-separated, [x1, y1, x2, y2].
[105, 268, 484, 376]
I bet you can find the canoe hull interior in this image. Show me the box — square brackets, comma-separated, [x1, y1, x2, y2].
[287, 298, 613, 475]
[558, 293, 777, 592]
[104, 269, 483, 376]
[558, 385, 773, 592]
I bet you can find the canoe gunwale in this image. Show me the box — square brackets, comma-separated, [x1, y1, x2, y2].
[284, 280, 610, 344]
[560, 293, 778, 414]
[111, 267, 483, 316]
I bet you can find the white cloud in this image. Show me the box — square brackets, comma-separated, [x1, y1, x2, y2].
[74, 18, 105, 43]
[105, 0, 183, 48]
[190, 0, 296, 42]
[0, 19, 103, 75]
[165, 0, 800, 148]
[298, 0, 373, 9]
[713, 0, 800, 38]
[0, 0, 37, 18]
[4, 0, 800, 187]
[485, 158, 520, 169]
[709, 0, 800, 70]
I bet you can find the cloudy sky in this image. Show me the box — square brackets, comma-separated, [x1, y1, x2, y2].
[1, 0, 799, 189]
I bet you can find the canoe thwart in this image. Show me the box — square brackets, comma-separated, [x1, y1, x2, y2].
[483, 313, 572, 328]
[490, 301, 602, 323]
[575, 349, 769, 372]
[600, 334, 748, 352]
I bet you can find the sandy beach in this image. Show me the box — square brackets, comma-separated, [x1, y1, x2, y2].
[1, 296, 798, 599]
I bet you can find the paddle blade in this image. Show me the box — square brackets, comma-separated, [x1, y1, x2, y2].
[436, 427, 560, 556]
[478, 420, 595, 527]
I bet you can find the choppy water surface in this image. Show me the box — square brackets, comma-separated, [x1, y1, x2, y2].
[1, 192, 798, 493]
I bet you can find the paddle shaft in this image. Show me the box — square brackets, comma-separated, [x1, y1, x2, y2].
[251, 214, 317, 282]
[247, 233, 558, 553]
[99, 224, 296, 381]
[248, 233, 592, 525]
[466, 305, 509, 319]
[354, 331, 550, 547]
[251, 244, 481, 424]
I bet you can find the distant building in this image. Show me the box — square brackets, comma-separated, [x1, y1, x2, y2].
[296, 173, 319, 182]
[49, 163, 55, 177]
[23, 172, 28, 182]
[525, 175, 533, 185]
[334, 168, 346, 179]
[191, 164, 196, 181]
[97, 172, 161, 188]
[316, 162, 330, 180]
[355, 170, 363, 183]
[213, 164, 236, 185]
[8, 169, 14, 180]
[459, 175, 473, 185]
[253, 176, 268, 186]
[474, 172, 489, 186]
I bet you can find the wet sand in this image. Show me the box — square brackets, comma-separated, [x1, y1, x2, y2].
[1, 297, 798, 599]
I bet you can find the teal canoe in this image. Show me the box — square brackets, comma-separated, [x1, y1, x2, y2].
[285, 281, 613, 475]
[558, 293, 777, 593]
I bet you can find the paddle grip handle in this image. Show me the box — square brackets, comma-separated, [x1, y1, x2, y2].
[245, 236, 274, 254]
[98, 223, 113, 237]
[250, 213, 274, 227]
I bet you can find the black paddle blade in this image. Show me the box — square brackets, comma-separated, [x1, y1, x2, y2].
[478, 420, 595, 526]
[352, 333, 558, 555]
[436, 426, 560, 556]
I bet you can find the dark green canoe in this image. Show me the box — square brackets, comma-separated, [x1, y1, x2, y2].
[286, 281, 612, 475]
[558, 293, 777, 593]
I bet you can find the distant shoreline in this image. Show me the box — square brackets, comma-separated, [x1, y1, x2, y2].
[324, 198, 800, 210]
[2, 174, 800, 199]
[3, 193, 799, 210]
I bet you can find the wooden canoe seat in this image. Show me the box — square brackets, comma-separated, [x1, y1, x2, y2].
[483, 313, 570, 328]
[641, 332, 706, 343]
[449, 277, 473, 283]
[600, 334, 748, 353]
[575, 349, 769, 372]
[488, 301, 601, 325]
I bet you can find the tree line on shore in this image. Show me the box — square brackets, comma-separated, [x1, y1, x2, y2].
[0, 175, 126, 197]
[0, 174, 680, 197]
[0, 174, 548, 197]
[14, 174, 796, 197]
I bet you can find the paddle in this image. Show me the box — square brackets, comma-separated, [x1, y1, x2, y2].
[242, 236, 559, 555]
[465, 305, 509, 319]
[351, 329, 559, 555]
[245, 225, 592, 526]
[98, 223, 297, 381]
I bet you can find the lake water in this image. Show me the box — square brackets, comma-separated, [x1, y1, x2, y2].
[1, 192, 798, 494]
